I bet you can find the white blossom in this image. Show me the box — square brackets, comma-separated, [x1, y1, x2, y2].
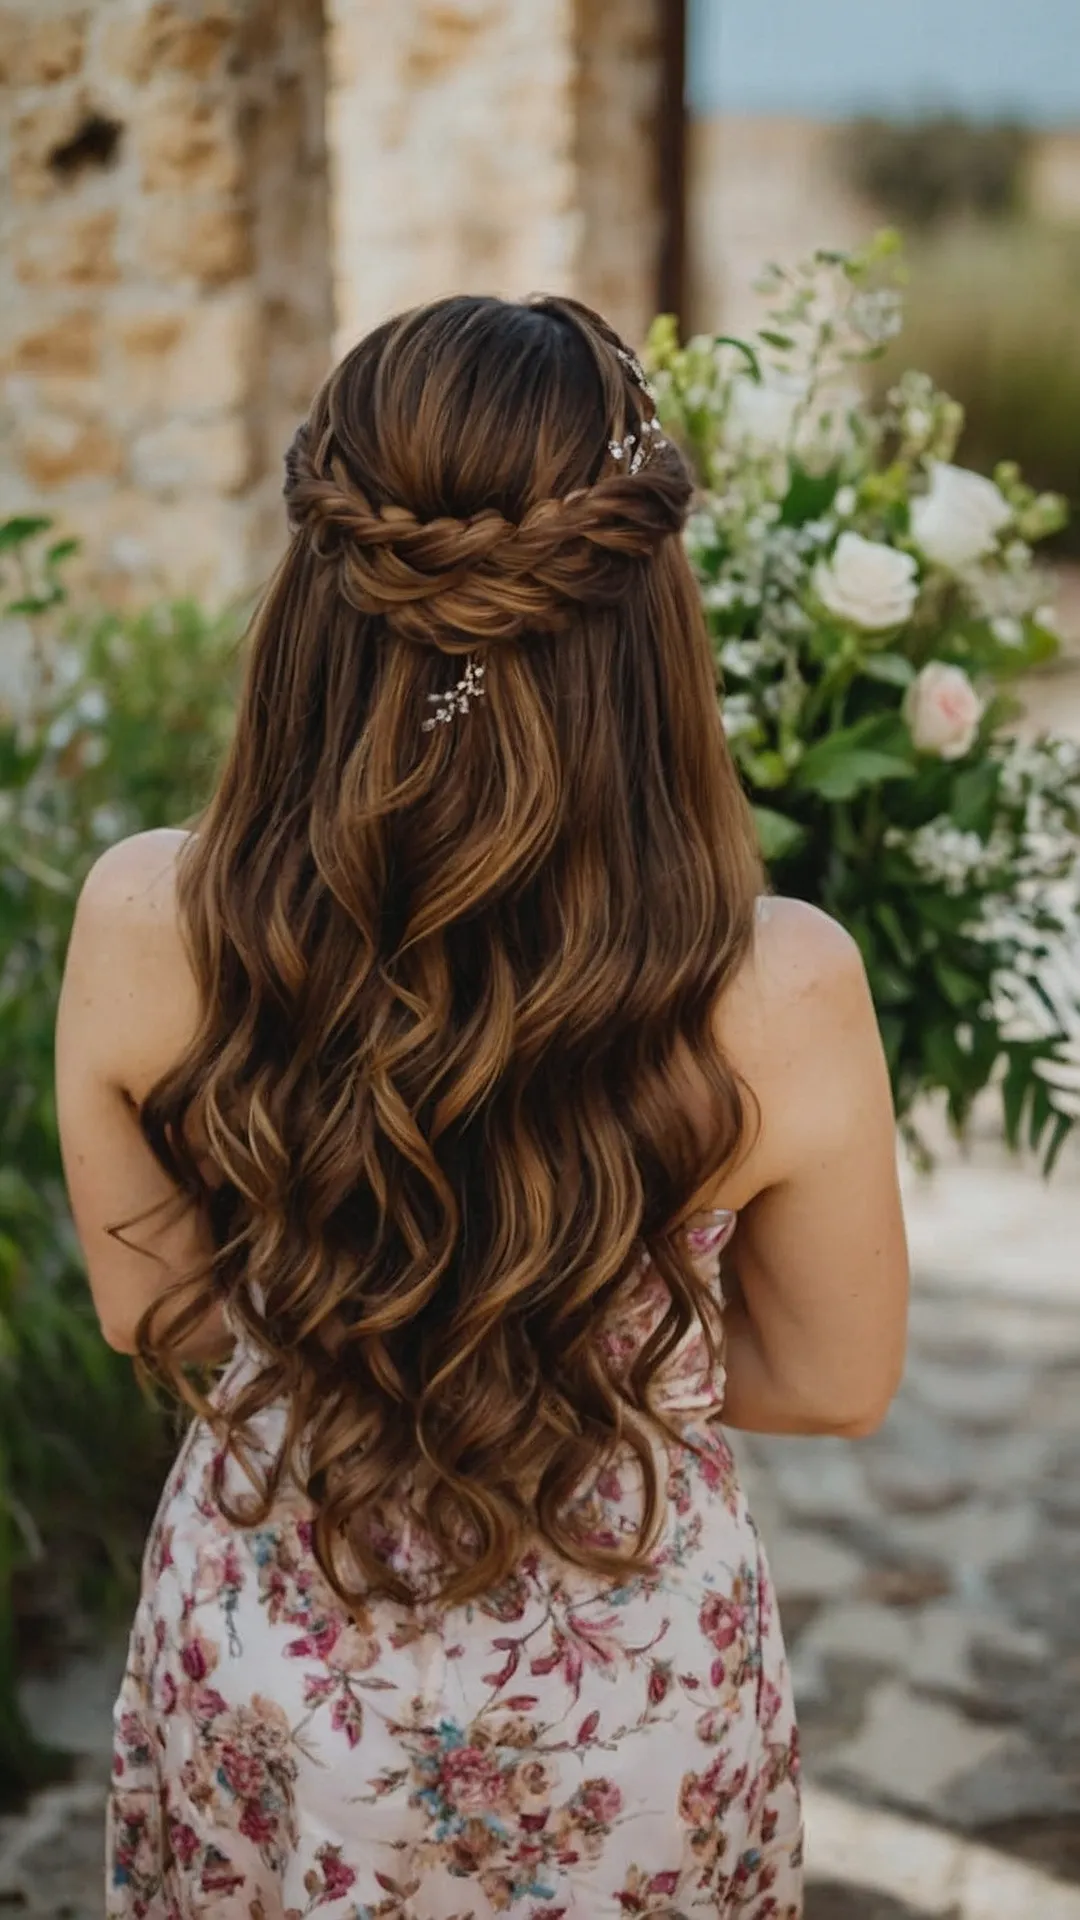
[903, 663, 983, 761]
[813, 533, 919, 631]
[911, 463, 1012, 571]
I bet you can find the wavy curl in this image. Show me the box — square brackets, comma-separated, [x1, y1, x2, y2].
[137, 293, 763, 1607]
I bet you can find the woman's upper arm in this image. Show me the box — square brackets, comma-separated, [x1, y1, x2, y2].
[55, 832, 216, 1354]
[722, 900, 910, 1432]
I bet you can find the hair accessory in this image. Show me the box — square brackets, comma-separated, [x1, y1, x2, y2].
[608, 416, 667, 476]
[422, 656, 486, 732]
[617, 346, 652, 393]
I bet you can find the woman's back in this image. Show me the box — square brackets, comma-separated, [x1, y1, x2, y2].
[57, 295, 907, 1916]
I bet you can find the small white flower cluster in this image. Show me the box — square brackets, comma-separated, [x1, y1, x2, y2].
[888, 819, 1011, 897]
[647, 241, 1076, 1151]
[960, 736, 1080, 1121]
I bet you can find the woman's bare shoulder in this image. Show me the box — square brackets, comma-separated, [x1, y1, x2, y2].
[718, 895, 883, 1198]
[756, 890, 861, 975]
[77, 827, 192, 924]
[733, 895, 868, 1030]
[64, 829, 197, 1097]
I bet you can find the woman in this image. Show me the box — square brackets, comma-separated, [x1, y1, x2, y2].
[57, 295, 908, 1918]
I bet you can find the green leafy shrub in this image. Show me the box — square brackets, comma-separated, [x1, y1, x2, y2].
[839, 115, 1031, 229]
[874, 222, 1080, 554]
[0, 517, 238, 1799]
[647, 235, 1077, 1164]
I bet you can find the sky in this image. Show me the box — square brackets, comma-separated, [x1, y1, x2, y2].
[688, 0, 1080, 126]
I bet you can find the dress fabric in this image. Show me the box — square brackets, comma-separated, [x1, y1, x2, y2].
[107, 1210, 802, 1919]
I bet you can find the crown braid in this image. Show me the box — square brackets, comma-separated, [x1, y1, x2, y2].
[282, 327, 691, 651]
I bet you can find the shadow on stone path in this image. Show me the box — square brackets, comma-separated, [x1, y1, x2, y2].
[806, 1885, 953, 1920]
[734, 1130, 1080, 1901]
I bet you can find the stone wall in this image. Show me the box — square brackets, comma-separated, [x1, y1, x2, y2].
[0, 0, 333, 605]
[687, 115, 869, 338]
[325, 0, 667, 358]
[572, 0, 667, 344]
[1, 0, 668, 605]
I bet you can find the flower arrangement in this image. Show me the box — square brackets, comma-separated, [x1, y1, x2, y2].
[646, 233, 1079, 1167]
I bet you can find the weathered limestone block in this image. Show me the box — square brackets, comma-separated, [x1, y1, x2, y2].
[115, 293, 259, 417]
[1, 0, 665, 604]
[131, 414, 251, 495]
[12, 208, 120, 286]
[325, 0, 667, 353]
[8, 307, 101, 376]
[134, 197, 253, 285]
[0, 8, 87, 86]
[9, 89, 120, 198]
[17, 414, 124, 487]
[134, 83, 243, 195]
[101, 0, 237, 85]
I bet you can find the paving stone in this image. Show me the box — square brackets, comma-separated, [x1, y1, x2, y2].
[970, 1617, 1049, 1667]
[0, 1778, 104, 1917]
[766, 1439, 878, 1528]
[865, 1454, 972, 1517]
[805, 1602, 916, 1669]
[766, 1529, 866, 1603]
[859, 1563, 954, 1608]
[942, 1742, 1078, 1830]
[827, 1681, 1013, 1815]
[805, 1883, 950, 1919]
[886, 1501, 1039, 1586]
[791, 1602, 916, 1709]
[957, 1851, 1080, 1920]
[909, 1295, 1080, 1368]
[906, 1359, 1035, 1430]
[17, 1643, 124, 1760]
[804, 1783, 964, 1910]
[805, 1782, 1080, 1919]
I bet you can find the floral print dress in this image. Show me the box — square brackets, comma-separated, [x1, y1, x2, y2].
[108, 1210, 802, 1919]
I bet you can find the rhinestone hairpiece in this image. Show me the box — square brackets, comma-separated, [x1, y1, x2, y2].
[608, 414, 666, 476]
[617, 346, 651, 391]
[418, 345, 661, 734]
[422, 656, 486, 732]
[609, 346, 667, 473]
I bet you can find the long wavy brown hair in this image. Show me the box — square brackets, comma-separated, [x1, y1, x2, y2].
[138, 293, 762, 1607]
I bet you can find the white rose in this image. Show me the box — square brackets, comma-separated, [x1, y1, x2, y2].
[813, 532, 919, 631]
[726, 375, 804, 452]
[903, 662, 983, 760]
[910, 462, 1012, 570]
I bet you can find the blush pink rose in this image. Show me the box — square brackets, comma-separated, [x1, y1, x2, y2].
[903, 662, 983, 760]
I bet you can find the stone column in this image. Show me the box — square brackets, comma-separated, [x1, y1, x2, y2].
[325, 0, 668, 357]
[0, 0, 333, 605]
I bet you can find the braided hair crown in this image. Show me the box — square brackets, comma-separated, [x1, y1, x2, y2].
[281, 295, 693, 657]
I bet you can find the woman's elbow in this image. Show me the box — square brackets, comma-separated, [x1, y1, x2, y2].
[816, 1367, 904, 1439]
[100, 1316, 141, 1356]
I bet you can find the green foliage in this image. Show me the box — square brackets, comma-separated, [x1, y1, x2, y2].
[0, 518, 238, 1799]
[874, 223, 1080, 555]
[646, 238, 1079, 1163]
[839, 115, 1032, 229]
